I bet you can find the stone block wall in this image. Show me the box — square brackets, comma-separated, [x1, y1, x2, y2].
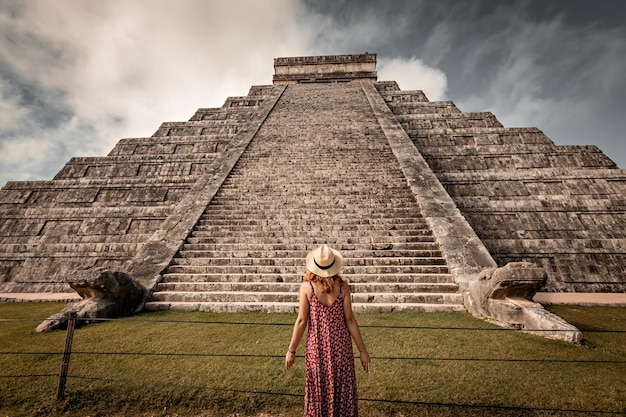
[273, 53, 377, 84]
[0, 86, 276, 293]
[378, 82, 626, 292]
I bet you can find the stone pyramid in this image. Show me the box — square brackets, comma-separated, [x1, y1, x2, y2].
[1, 53, 625, 315]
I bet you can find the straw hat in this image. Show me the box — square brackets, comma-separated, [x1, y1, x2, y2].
[306, 244, 343, 277]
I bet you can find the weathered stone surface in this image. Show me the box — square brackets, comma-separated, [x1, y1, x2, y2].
[0, 53, 624, 331]
[468, 262, 547, 308]
[383, 83, 626, 292]
[36, 267, 146, 332]
[364, 81, 498, 290]
[0, 85, 272, 293]
[145, 80, 464, 314]
[273, 53, 377, 84]
[465, 262, 583, 343]
[125, 85, 287, 304]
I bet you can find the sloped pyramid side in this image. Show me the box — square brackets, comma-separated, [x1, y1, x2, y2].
[0, 85, 282, 294]
[378, 81, 626, 292]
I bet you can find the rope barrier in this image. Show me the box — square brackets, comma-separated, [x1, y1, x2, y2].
[0, 374, 57, 379]
[1, 316, 624, 332]
[3, 350, 626, 366]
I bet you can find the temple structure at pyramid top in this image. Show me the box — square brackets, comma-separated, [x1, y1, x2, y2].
[0, 53, 624, 340]
[273, 53, 378, 84]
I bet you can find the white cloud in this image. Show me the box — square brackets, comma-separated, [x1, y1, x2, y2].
[378, 57, 448, 101]
[452, 15, 626, 167]
[0, 0, 310, 185]
[0, 81, 26, 126]
[0, 137, 52, 181]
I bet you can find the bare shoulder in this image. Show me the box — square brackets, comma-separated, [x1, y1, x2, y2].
[340, 280, 351, 294]
[300, 280, 312, 294]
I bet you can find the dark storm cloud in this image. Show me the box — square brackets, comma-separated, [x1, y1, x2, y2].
[300, 0, 626, 168]
[302, 0, 626, 98]
[526, 0, 626, 29]
[0, 71, 73, 132]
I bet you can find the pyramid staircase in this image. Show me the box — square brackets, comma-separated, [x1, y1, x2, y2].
[144, 82, 465, 313]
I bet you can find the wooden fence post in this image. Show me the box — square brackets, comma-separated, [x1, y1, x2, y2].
[56, 312, 76, 400]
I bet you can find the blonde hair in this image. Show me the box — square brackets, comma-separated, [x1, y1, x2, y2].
[304, 270, 343, 294]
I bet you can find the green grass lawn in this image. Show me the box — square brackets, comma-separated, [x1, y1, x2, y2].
[1, 302, 625, 416]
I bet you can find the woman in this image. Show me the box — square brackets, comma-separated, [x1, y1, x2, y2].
[285, 244, 371, 417]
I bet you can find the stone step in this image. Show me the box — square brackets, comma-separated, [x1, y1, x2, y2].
[217, 180, 413, 188]
[149, 290, 463, 305]
[200, 209, 425, 217]
[192, 222, 430, 231]
[159, 273, 456, 284]
[217, 179, 411, 187]
[210, 194, 417, 202]
[184, 236, 437, 245]
[204, 206, 421, 214]
[188, 229, 434, 238]
[196, 216, 427, 224]
[207, 197, 418, 205]
[230, 155, 402, 165]
[170, 257, 448, 267]
[195, 217, 427, 226]
[223, 166, 404, 172]
[213, 184, 414, 191]
[213, 182, 415, 190]
[191, 221, 431, 230]
[155, 281, 459, 293]
[216, 181, 409, 187]
[164, 264, 450, 275]
[143, 301, 467, 314]
[191, 227, 431, 235]
[177, 248, 444, 258]
[179, 242, 441, 252]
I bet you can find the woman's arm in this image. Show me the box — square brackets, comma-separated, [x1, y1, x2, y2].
[342, 281, 371, 373]
[285, 282, 310, 371]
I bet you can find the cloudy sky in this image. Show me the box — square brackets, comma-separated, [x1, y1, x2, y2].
[1, 0, 624, 187]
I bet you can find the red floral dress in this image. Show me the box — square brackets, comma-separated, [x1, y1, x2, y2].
[305, 283, 358, 417]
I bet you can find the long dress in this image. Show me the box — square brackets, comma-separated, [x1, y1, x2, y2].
[305, 283, 358, 417]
